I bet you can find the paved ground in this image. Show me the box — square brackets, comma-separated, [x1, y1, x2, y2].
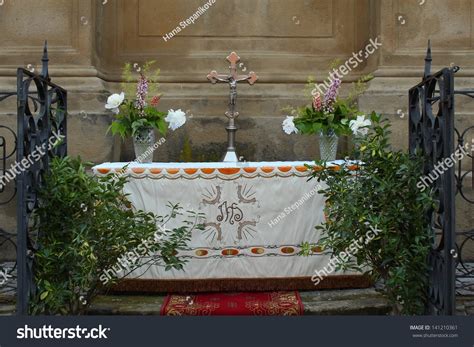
[86, 288, 391, 315]
[2, 289, 474, 316]
[1, 288, 393, 316]
[0, 291, 15, 316]
[88, 288, 393, 315]
[0, 262, 16, 316]
[1, 260, 473, 316]
[87, 289, 474, 316]
[456, 296, 474, 315]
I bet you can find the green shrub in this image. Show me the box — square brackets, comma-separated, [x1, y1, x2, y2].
[305, 113, 434, 315]
[31, 156, 202, 315]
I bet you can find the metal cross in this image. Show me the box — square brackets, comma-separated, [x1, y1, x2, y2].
[207, 52, 258, 162]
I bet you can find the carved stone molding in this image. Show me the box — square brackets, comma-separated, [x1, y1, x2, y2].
[0, 0, 93, 66]
[95, 0, 372, 82]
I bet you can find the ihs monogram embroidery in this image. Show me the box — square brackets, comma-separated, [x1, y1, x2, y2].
[217, 201, 243, 225]
[201, 184, 260, 243]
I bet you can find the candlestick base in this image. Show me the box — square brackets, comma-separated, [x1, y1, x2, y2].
[222, 150, 239, 162]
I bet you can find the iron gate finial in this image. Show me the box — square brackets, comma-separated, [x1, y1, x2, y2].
[424, 39, 432, 79]
[41, 40, 50, 82]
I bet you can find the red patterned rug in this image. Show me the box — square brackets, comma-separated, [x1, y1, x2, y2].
[160, 291, 304, 316]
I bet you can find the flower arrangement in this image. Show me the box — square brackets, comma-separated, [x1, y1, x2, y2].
[106, 61, 186, 139]
[282, 72, 372, 137]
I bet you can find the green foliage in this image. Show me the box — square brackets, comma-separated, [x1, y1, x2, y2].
[292, 100, 355, 136]
[108, 100, 167, 139]
[121, 60, 161, 100]
[308, 113, 434, 315]
[347, 73, 373, 103]
[285, 65, 372, 136]
[30, 156, 203, 315]
[109, 61, 167, 139]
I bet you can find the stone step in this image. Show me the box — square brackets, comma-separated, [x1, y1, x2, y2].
[88, 288, 392, 316]
[456, 296, 474, 316]
[0, 304, 16, 315]
[88, 295, 165, 315]
[1, 290, 468, 315]
[300, 288, 392, 315]
[0, 293, 15, 304]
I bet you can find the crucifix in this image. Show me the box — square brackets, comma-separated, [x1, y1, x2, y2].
[207, 52, 258, 162]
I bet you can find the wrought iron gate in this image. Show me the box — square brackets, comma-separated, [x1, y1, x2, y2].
[452, 81, 474, 301]
[0, 42, 67, 315]
[408, 40, 474, 315]
[0, 90, 17, 303]
[408, 41, 456, 315]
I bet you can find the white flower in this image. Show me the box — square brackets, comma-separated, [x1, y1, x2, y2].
[165, 109, 187, 131]
[105, 92, 125, 114]
[349, 115, 372, 136]
[282, 116, 298, 135]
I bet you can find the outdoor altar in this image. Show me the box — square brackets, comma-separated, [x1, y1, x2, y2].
[93, 160, 368, 292]
[93, 51, 371, 293]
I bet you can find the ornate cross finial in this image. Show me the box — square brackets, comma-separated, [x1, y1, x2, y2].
[207, 52, 258, 162]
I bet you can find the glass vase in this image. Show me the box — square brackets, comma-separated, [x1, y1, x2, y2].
[319, 130, 339, 161]
[133, 127, 155, 163]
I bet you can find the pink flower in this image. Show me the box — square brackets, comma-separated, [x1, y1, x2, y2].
[323, 76, 341, 113]
[150, 95, 161, 107]
[312, 93, 322, 111]
[136, 73, 148, 116]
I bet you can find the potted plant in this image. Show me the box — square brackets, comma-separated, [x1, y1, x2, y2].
[282, 71, 371, 161]
[106, 61, 186, 162]
[302, 113, 434, 314]
[31, 156, 203, 315]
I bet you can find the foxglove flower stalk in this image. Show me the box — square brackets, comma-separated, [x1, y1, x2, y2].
[136, 73, 149, 116]
[323, 76, 341, 113]
[312, 93, 322, 111]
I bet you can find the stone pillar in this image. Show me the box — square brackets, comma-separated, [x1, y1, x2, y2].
[0, 0, 114, 164]
[356, 0, 474, 235]
[359, 0, 474, 151]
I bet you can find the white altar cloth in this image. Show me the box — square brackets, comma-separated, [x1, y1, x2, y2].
[92, 160, 357, 286]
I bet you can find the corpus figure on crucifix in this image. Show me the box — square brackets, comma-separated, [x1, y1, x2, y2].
[207, 52, 258, 162]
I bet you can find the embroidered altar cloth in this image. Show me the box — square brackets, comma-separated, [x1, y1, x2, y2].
[92, 161, 356, 283]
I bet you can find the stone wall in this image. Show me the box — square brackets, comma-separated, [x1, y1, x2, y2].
[0, 0, 472, 259]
